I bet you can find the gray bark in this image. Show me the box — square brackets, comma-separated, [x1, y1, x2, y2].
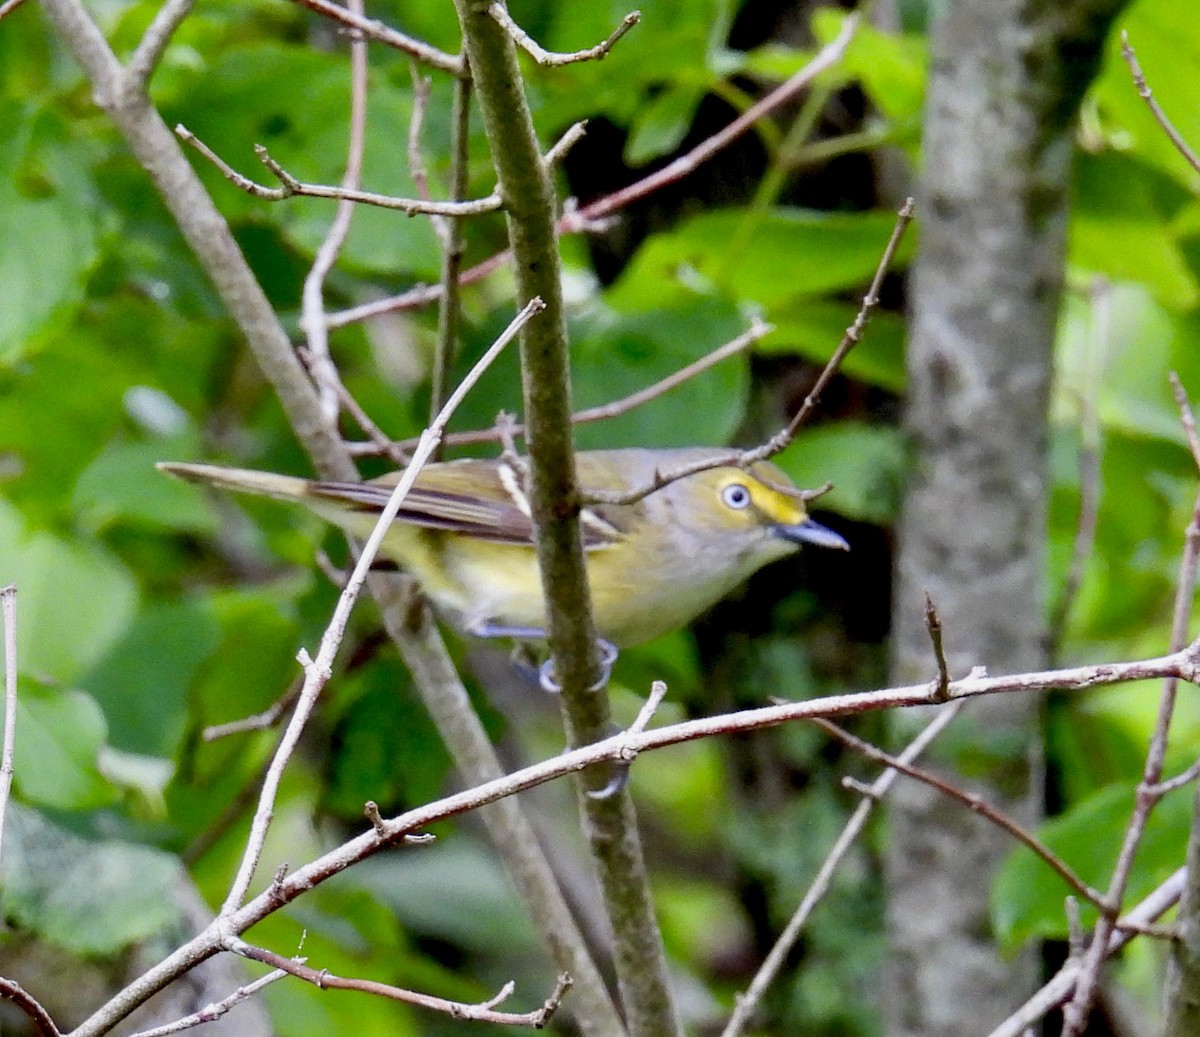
[887, 1, 1126, 1034]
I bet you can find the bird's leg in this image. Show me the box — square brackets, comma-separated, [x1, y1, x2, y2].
[467, 622, 618, 693]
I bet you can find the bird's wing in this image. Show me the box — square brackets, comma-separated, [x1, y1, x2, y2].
[309, 458, 624, 548]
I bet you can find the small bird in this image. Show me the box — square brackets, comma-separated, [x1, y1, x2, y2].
[159, 448, 848, 651]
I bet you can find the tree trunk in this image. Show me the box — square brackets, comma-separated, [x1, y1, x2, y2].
[887, 1, 1126, 1033]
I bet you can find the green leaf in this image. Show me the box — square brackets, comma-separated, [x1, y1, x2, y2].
[762, 301, 907, 392]
[73, 439, 221, 534]
[1055, 281, 1191, 445]
[1069, 152, 1197, 306]
[608, 207, 914, 312]
[0, 499, 138, 682]
[570, 300, 750, 449]
[1, 804, 181, 955]
[12, 681, 115, 810]
[776, 422, 907, 524]
[812, 8, 927, 124]
[625, 82, 705, 166]
[325, 663, 450, 817]
[82, 598, 221, 757]
[0, 106, 98, 363]
[992, 782, 1191, 949]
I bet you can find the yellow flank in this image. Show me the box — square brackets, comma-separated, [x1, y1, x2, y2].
[158, 449, 847, 649]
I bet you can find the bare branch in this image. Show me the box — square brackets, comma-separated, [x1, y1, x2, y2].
[126, 0, 196, 85]
[813, 719, 1109, 911]
[175, 128, 503, 216]
[296, 347, 411, 466]
[301, 0, 369, 424]
[65, 629, 1200, 1037]
[1121, 31, 1200, 176]
[561, 12, 858, 229]
[126, 969, 288, 1037]
[202, 677, 301, 741]
[233, 941, 571, 1027]
[324, 13, 859, 328]
[286, 0, 463, 75]
[988, 868, 1185, 1037]
[218, 300, 540, 916]
[1063, 379, 1200, 1034]
[721, 701, 964, 1037]
[490, 3, 640, 66]
[924, 592, 950, 700]
[0, 978, 60, 1037]
[543, 120, 588, 166]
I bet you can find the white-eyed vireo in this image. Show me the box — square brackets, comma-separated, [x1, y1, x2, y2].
[160, 448, 848, 650]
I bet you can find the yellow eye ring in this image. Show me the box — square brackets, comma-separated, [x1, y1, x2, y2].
[721, 483, 751, 510]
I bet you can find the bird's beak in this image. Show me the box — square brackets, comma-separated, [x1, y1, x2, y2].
[776, 517, 850, 551]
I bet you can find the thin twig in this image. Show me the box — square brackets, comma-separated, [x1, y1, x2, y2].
[1146, 756, 1200, 797]
[721, 700, 964, 1037]
[988, 868, 1186, 1037]
[924, 592, 950, 700]
[582, 197, 914, 507]
[1063, 379, 1200, 1035]
[323, 13, 859, 329]
[125, 969, 288, 1037]
[1172, 373, 1200, 472]
[301, 0, 369, 424]
[126, 0, 196, 85]
[0, 978, 60, 1037]
[389, 316, 770, 453]
[490, 4, 639, 66]
[234, 941, 571, 1026]
[296, 347, 410, 466]
[202, 677, 302, 741]
[430, 72, 473, 435]
[1049, 276, 1108, 656]
[286, 0, 463, 75]
[813, 719, 1110, 911]
[1121, 32, 1200, 176]
[0, 584, 17, 863]
[560, 12, 858, 231]
[175, 128, 503, 215]
[218, 299, 541, 916]
[0, 0, 31, 19]
[406, 69, 440, 217]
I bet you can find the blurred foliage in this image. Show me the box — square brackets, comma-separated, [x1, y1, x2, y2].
[2, 0, 1200, 1033]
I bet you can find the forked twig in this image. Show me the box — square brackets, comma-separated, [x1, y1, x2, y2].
[490, 4, 640, 66]
[233, 941, 571, 1027]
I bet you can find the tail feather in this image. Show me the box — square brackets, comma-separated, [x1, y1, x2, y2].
[157, 462, 315, 503]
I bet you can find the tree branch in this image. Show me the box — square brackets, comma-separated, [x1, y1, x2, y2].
[451, 4, 680, 1035]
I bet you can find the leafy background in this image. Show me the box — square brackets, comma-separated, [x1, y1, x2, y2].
[2, 0, 1200, 1033]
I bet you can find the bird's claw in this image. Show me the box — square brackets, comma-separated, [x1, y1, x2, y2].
[539, 639, 618, 694]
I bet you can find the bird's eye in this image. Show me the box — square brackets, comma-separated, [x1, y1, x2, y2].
[721, 483, 751, 510]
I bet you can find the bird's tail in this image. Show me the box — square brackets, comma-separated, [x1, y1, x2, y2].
[157, 462, 314, 503]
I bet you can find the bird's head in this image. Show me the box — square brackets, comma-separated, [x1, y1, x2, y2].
[664, 460, 849, 563]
